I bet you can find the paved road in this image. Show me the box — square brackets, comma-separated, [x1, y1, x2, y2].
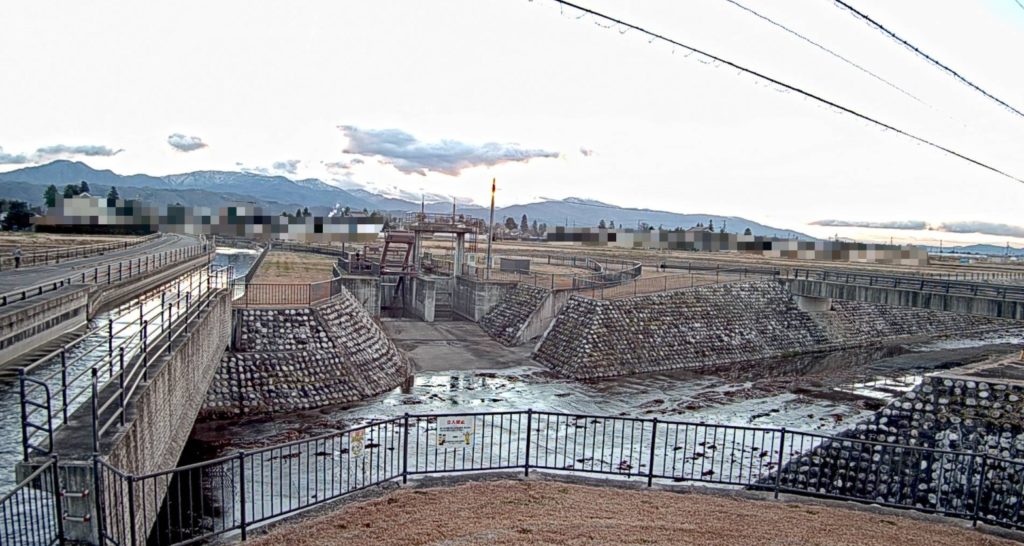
[0, 233, 200, 294]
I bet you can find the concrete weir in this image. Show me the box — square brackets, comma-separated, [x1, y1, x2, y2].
[27, 290, 232, 543]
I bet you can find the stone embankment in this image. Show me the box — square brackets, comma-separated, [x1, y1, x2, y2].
[533, 280, 1015, 379]
[202, 287, 407, 418]
[774, 372, 1024, 525]
[479, 284, 550, 346]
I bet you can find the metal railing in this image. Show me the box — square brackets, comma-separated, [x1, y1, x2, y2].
[231, 277, 345, 308]
[18, 265, 232, 460]
[791, 268, 1024, 301]
[577, 266, 780, 300]
[0, 241, 210, 310]
[67, 410, 1024, 545]
[0, 233, 161, 272]
[0, 456, 64, 546]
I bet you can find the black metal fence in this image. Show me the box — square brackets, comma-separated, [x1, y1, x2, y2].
[0, 240, 210, 309]
[790, 268, 1024, 301]
[0, 457, 63, 545]
[0, 233, 161, 272]
[18, 265, 233, 460]
[9, 411, 1024, 545]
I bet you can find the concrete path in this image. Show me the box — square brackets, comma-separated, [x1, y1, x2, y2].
[0, 233, 198, 294]
[382, 319, 535, 372]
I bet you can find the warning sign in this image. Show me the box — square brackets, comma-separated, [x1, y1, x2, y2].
[351, 429, 365, 458]
[437, 417, 474, 448]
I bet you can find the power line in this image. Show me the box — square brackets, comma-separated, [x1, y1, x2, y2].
[538, 0, 1024, 185]
[722, 0, 923, 104]
[832, 0, 1024, 120]
[1015, 0, 1024, 14]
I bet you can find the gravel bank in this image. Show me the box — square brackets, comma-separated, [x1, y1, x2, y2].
[246, 480, 1015, 546]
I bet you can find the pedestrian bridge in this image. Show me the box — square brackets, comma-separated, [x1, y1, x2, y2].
[785, 269, 1024, 320]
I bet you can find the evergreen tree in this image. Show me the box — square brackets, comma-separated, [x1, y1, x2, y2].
[609, 220, 615, 229]
[531, 220, 538, 234]
[708, 219, 715, 232]
[295, 208, 302, 218]
[504, 217, 518, 230]
[43, 185, 58, 208]
[107, 186, 120, 200]
[743, 227, 752, 236]
[302, 207, 311, 217]
[78, 180, 90, 194]
[538, 222, 547, 235]
[63, 184, 80, 198]
[520, 214, 529, 232]
[598, 219, 607, 229]
[2, 201, 32, 230]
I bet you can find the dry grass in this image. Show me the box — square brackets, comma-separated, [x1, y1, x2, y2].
[251, 251, 337, 283]
[247, 480, 1014, 546]
[0, 232, 134, 252]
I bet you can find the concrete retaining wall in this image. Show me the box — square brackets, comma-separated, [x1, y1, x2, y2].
[338, 275, 381, 317]
[0, 287, 89, 368]
[452, 276, 517, 322]
[479, 285, 550, 346]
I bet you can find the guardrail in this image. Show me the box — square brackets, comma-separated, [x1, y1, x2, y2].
[0, 233, 161, 272]
[16, 410, 1003, 545]
[577, 266, 779, 300]
[0, 241, 210, 310]
[231, 277, 344, 308]
[791, 268, 1024, 301]
[0, 456, 63, 546]
[18, 265, 232, 460]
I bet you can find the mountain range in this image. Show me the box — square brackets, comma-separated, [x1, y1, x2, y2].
[0, 160, 813, 239]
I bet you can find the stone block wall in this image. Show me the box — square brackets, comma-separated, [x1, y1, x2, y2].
[235, 308, 334, 352]
[814, 299, 1014, 344]
[202, 286, 407, 418]
[533, 280, 1015, 379]
[533, 281, 829, 378]
[774, 375, 1024, 524]
[479, 284, 550, 346]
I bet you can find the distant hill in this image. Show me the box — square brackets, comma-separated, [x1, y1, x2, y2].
[0, 161, 813, 239]
[925, 244, 1024, 257]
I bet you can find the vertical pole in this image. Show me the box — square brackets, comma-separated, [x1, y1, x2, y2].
[90, 369, 100, 453]
[524, 409, 533, 477]
[19, 370, 30, 461]
[60, 349, 68, 424]
[117, 347, 125, 426]
[107, 319, 114, 378]
[239, 451, 248, 541]
[774, 428, 786, 499]
[127, 475, 137, 546]
[92, 455, 105, 543]
[142, 321, 149, 382]
[402, 414, 410, 484]
[972, 455, 988, 527]
[485, 178, 495, 280]
[52, 456, 65, 545]
[647, 418, 658, 487]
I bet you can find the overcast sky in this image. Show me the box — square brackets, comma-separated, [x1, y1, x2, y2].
[1, 0, 1023, 246]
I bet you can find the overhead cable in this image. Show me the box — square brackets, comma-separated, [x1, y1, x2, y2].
[832, 0, 1024, 120]
[538, 0, 1024, 184]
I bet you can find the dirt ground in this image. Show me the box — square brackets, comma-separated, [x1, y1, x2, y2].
[247, 480, 1015, 546]
[251, 250, 337, 283]
[0, 232, 134, 252]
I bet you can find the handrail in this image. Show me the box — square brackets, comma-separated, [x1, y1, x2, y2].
[0, 238, 211, 309]
[0, 233, 161, 271]
[18, 264, 232, 459]
[791, 268, 1024, 301]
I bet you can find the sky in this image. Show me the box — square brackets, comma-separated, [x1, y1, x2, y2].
[1, 0, 1023, 246]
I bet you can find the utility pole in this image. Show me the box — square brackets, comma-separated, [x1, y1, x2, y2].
[485, 178, 495, 280]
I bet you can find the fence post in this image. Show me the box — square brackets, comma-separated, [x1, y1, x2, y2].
[52, 456, 66, 545]
[92, 455, 106, 543]
[117, 347, 125, 426]
[90, 368, 100, 453]
[774, 428, 786, 499]
[127, 475, 137, 546]
[647, 418, 658, 487]
[402, 414, 410, 484]
[972, 454, 989, 527]
[19, 369, 30, 461]
[142, 321, 149, 382]
[61, 349, 68, 424]
[239, 450, 248, 541]
[524, 409, 533, 477]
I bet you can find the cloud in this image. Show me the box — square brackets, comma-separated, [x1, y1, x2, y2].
[35, 144, 123, 157]
[935, 222, 1024, 238]
[0, 146, 30, 164]
[0, 143, 122, 164]
[580, 147, 595, 157]
[272, 159, 300, 174]
[811, 219, 1024, 239]
[167, 133, 208, 152]
[810, 219, 928, 230]
[338, 125, 559, 176]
